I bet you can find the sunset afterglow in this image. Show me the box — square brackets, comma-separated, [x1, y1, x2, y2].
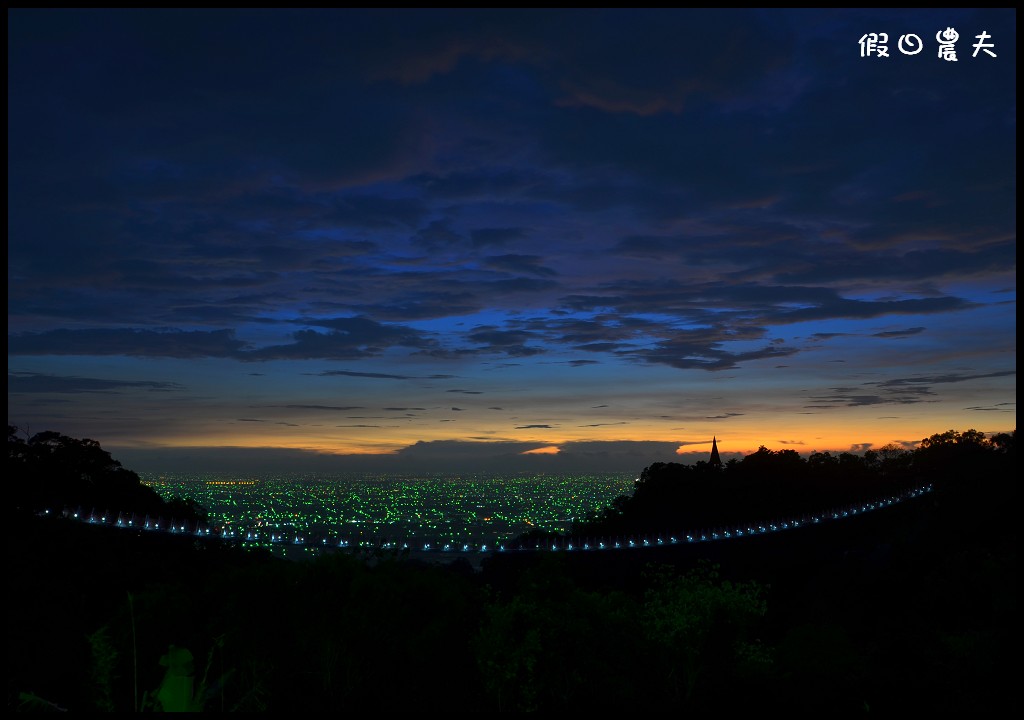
[8, 9, 1015, 474]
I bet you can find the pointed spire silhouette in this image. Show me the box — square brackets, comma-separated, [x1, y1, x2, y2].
[710, 436, 722, 467]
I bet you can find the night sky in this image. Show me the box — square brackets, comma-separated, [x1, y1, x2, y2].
[7, 9, 1016, 474]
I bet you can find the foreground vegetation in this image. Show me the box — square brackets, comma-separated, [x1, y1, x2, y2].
[9, 426, 1016, 712]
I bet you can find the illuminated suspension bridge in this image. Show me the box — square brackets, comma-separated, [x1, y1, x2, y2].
[51, 483, 934, 559]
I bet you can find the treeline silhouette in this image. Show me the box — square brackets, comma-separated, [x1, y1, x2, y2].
[8, 425, 1016, 713]
[9, 426, 206, 524]
[566, 429, 1015, 542]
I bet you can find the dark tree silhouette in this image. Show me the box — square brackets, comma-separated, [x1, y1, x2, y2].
[8, 425, 204, 522]
[7, 425, 1016, 713]
[568, 428, 1014, 542]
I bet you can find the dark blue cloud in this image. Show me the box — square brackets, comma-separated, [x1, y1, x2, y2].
[801, 371, 1016, 409]
[250, 318, 437, 360]
[8, 8, 1015, 461]
[8, 328, 249, 358]
[313, 370, 416, 380]
[876, 370, 1016, 388]
[483, 254, 559, 277]
[8, 372, 184, 394]
[470, 227, 528, 247]
[872, 327, 926, 338]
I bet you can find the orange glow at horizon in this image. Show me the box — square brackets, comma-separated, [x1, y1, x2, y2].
[112, 411, 1011, 460]
[521, 446, 561, 455]
[126, 432, 407, 456]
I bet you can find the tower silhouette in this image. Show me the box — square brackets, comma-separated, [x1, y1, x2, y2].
[709, 436, 722, 467]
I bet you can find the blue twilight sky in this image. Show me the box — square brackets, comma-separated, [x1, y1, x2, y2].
[7, 8, 1016, 475]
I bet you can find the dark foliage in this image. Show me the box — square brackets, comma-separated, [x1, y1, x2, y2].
[570, 429, 1016, 541]
[8, 425, 205, 523]
[7, 426, 1016, 713]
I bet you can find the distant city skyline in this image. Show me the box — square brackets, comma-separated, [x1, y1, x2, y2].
[8, 9, 1016, 474]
